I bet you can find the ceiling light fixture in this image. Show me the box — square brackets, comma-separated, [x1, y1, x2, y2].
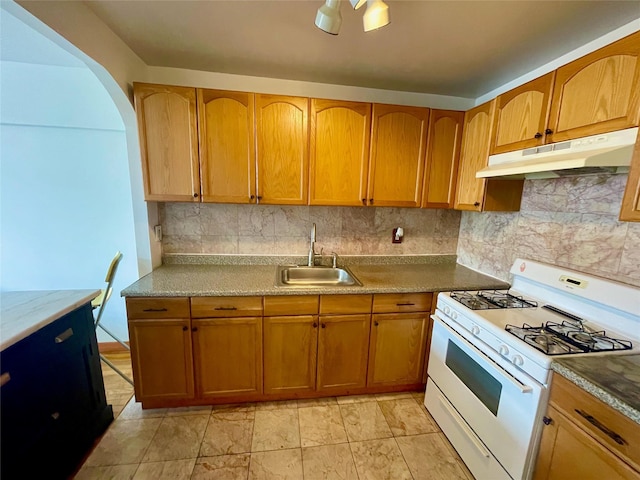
[363, 0, 390, 32]
[315, 0, 342, 35]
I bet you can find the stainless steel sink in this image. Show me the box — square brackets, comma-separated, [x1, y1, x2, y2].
[275, 265, 362, 287]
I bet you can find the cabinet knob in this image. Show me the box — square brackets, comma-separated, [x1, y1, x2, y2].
[374, 320, 379, 326]
[542, 416, 553, 426]
[250, 195, 255, 201]
[321, 323, 326, 328]
[473, 202, 480, 207]
[312, 322, 318, 328]
[545, 128, 553, 135]
[51, 412, 60, 421]
[362, 199, 367, 205]
[256, 196, 263, 202]
[369, 198, 374, 205]
[534, 132, 543, 139]
[192, 327, 198, 332]
[182, 326, 188, 332]
[193, 193, 199, 198]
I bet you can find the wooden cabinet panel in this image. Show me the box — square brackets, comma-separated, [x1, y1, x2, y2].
[126, 297, 190, 320]
[264, 295, 319, 316]
[133, 83, 200, 201]
[191, 296, 263, 318]
[263, 315, 318, 394]
[255, 94, 309, 205]
[422, 110, 464, 208]
[372, 293, 432, 313]
[317, 314, 371, 391]
[309, 99, 371, 206]
[367, 104, 429, 207]
[620, 129, 640, 221]
[367, 312, 429, 386]
[193, 317, 262, 398]
[320, 294, 372, 314]
[548, 31, 640, 143]
[197, 89, 256, 204]
[491, 73, 555, 154]
[128, 318, 195, 402]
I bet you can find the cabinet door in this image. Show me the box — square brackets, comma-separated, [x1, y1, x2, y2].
[547, 31, 640, 143]
[133, 83, 200, 201]
[620, 126, 640, 221]
[198, 89, 256, 204]
[317, 314, 371, 391]
[192, 317, 262, 399]
[309, 99, 371, 206]
[534, 405, 639, 480]
[367, 104, 429, 207]
[128, 319, 195, 403]
[255, 94, 309, 205]
[367, 312, 429, 387]
[422, 109, 464, 209]
[491, 73, 555, 154]
[263, 316, 318, 394]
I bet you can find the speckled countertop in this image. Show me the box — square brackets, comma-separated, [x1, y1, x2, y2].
[121, 255, 509, 297]
[552, 355, 640, 424]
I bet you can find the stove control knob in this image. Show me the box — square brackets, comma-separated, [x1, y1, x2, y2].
[471, 325, 480, 336]
[444, 306, 451, 315]
[499, 345, 509, 356]
[451, 311, 458, 320]
[512, 354, 524, 367]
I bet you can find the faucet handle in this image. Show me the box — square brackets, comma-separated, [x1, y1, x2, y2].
[331, 252, 338, 268]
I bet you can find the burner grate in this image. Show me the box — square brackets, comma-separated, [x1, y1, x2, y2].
[450, 290, 537, 310]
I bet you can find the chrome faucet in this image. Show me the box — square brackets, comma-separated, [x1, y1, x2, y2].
[308, 223, 317, 267]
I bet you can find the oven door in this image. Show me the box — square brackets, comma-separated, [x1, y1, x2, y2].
[426, 314, 544, 480]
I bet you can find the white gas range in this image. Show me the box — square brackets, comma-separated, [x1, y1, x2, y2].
[425, 258, 640, 480]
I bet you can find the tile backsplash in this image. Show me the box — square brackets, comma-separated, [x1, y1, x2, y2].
[160, 204, 461, 257]
[457, 174, 640, 287]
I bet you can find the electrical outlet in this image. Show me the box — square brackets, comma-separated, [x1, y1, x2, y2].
[154, 225, 163, 242]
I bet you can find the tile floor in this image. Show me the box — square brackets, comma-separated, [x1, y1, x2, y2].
[83, 353, 475, 480]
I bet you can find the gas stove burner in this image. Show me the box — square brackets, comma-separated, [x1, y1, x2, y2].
[569, 331, 595, 344]
[450, 291, 500, 310]
[450, 290, 537, 310]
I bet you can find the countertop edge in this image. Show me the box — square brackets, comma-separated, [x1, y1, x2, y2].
[551, 362, 640, 425]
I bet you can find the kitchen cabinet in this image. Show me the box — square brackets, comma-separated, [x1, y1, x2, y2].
[197, 89, 256, 203]
[490, 73, 555, 154]
[366, 104, 429, 207]
[422, 110, 464, 208]
[126, 298, 195, 405]
[534, 374, 640, 480]
[620, 127, 640, 221]
[547, 31, 640, 143]
[309, 99, 371, 206]
[133, 83, 200, 202]
[255, 94, 309, 205]
[191, 297, 263, 399]
[454, 100, 524, 212]
[367, 293, 431, 387]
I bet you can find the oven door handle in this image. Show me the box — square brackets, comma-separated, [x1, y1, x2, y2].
[436, 315, 534, 394]
[438, 391, 491, 458]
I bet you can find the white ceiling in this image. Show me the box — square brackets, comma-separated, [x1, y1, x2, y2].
[45, 1, 640, 98]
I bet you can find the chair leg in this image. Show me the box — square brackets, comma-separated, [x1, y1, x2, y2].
[100, 354, 134, 386]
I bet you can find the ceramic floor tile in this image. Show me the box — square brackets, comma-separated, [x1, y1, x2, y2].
[165, 405, 213, 416]
[297, 397, 338, 408]
[374, 392, 414, 402]
[336, 394, 378, 404]
[248, 448, 303, 480]
[119, 398, 167, 420]
[74, 464, 139, 479]
[339, 401, 392, 442]
[85, 418, 162, 466]
[191, 454, 251, 480]
[255, 400, 298, 411]
[378, 399, 439, 436]
[142, 415, 208, 462]
[212, 402, 256, 413]
[298, 405, 348, 447]
[302, 443, 358, 480]
[132, 459, 196, 479]
[437, 432, 476, 480]
[200, 411, 255, 456]
[251, 409, 300, 452]
[396, 433, 469, 480]
[350, 438, 413, 480]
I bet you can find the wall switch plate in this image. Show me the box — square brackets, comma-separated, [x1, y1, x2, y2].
[154, 225, 162, 242]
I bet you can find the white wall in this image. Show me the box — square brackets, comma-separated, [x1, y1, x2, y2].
[0, 61, 138, 342]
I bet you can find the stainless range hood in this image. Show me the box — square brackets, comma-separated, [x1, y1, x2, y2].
[476, 127, 638, 179]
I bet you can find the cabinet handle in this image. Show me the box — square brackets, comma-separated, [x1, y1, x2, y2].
[374, 320, 379, 326]
[182, 326, 188, 331]
[545, 128, 553, 135]
[534, 132, 543, 139]
[54, 328, 74, 344]
[214, 306, 237, 311]
[473, 202, 480, 207]
[0, 372, 11, 387]
[574, 409, 626, 445]
[542, 416, 553, 425]
[192, 327, 198, 332]
[143, 308, 168, 312]
[396, 303, 415, 307]
[312, 322, 318, 328]
[193, 193, 199, 198]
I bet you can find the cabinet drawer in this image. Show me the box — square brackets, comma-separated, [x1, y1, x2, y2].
[372, 293, 432, 313]
[320, 295, 372, 314]
[550, 373, 640, 471]
[264, 295, 318, 316]
[126, 297, 190, 319]
[191, 296, 263, 318]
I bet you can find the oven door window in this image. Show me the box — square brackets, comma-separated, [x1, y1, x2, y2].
[445, 340, 502, 415]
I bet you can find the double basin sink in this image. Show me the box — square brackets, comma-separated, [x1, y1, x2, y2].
[275, 265, 362, 287]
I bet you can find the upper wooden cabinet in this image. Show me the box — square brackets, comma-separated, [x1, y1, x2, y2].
[133, 83, 200, 202]
[255, 94, 309, 205]
[620, 130, 640, 221]
[197, 89, 256, 204]
[491, 73, 555, 154]
[422, 109, 464, 208]
[309, 99, 371, 206]
[547, 31, 640, 143]
[367, 104, 429, 207]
